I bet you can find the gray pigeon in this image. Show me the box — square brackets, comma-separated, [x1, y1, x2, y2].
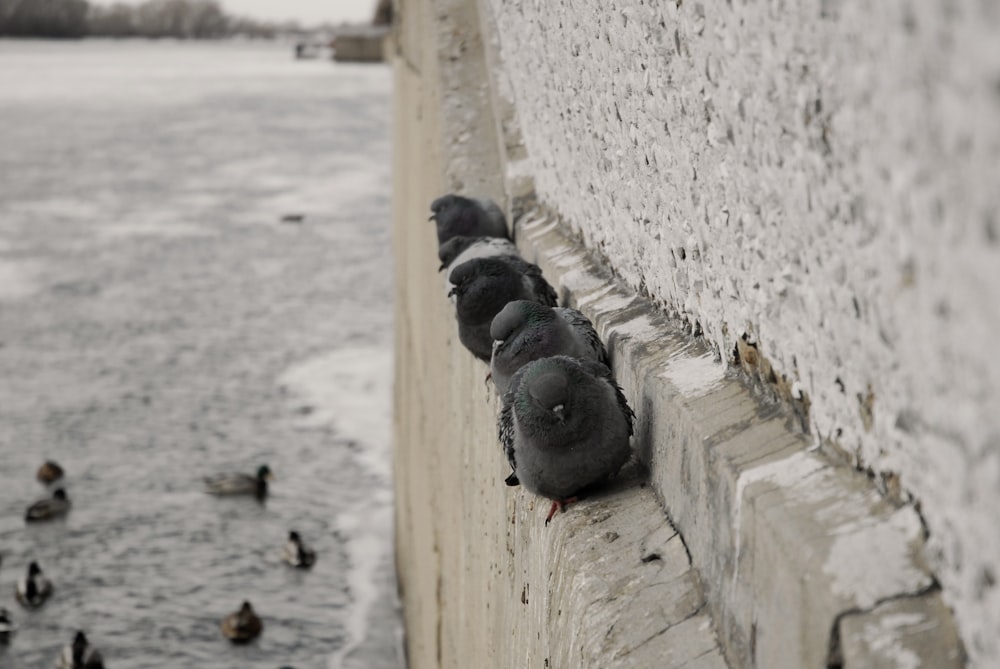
[498, 355, 635, 524]
[448, 256, 558, 361]
[490, 300, 609, 394]
[438, 235, 520, 272]
[429, 194, 509, 245]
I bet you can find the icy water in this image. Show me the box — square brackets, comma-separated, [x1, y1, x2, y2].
[0, 40, 401, 668]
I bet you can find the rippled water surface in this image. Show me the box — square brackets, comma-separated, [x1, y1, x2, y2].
[0, 39, 400, 668]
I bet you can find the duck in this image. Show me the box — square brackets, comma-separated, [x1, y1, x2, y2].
[0, 607, 15, 644]
[16, 561, 53, 608]
[57, 630, 105, 669]
[204, 464, 272, 500]
[25, 488, 71, 522]
[37, 460, 65, 486]
[283, 531, 317, 568]
[221, 600, 262, 643]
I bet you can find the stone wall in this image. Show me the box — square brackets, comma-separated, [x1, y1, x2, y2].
[483, 1, 1000, 665]
[392, 0, 989, 666]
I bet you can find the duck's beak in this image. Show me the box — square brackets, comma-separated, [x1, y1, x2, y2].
[267, 473, 275, 481]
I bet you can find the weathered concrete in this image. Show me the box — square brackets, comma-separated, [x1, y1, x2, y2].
[483, 2, 1000, 663]
[515, 207, 962, 668]
[391, 0, 727, 667]
[393, 1, 968, 668]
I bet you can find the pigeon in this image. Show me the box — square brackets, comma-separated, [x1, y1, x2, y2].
[57, 631, 105, 669]
[204, 464, 272, 501]
[283, 531, 317, 568]
[490, 300, 609, 394]
[16, 561, 53, 608]
[428, 194, 508, 245]
[498, 356, 635, 524]
[448, 256, 558, 361]
[439, 235, 521, 298]
[37, 460, 65, 486]
[221, 601, 263, 643]
[438, 235, 520, 273]
[25, 488, 71, 522]
[0, 608, 14, 644]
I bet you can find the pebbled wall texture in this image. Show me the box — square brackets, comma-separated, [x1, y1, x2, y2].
[485, 0, 1000, 664]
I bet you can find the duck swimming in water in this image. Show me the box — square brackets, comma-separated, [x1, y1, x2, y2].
[0, 607, 15, 644]
[16, 561, 53, 608]
[57, 630, 105, 669]
[282, 531, 317, 568]
[221, 600, 262, 643]
[37, 460, 65, 486]
[25, 488, 71, 522]
[204, 464, 272, 500]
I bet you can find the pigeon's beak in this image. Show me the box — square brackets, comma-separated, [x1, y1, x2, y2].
[438, 263, 447, 272]
[447, 286, 458, 298]
[552, 404, 565, 421]
[427, 214, 436, 222]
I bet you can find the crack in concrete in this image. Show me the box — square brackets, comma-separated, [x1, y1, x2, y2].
[824, 582, 947, 668]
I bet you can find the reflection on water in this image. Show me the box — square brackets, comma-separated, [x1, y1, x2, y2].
[0, 39, 401, 669]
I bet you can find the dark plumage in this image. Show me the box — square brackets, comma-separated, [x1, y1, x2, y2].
[57, 631, 104, 669]
[448, 256, 558, 361]
[0, 607, 14, 644]
[428, 194, 508, 245]
[283, 531, 317, 568]
[438, 235, 519, 272]
[16, 561, 53, 608]
[37, 460, 65, 485]
[490, 301, 608, 394]
[204, 464, 272, 500]
[25, 488, 71, 522]
[221, 601, 263, 643]
[498, 356, 635, 524]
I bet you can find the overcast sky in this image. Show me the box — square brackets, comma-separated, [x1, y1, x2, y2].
[92, 0, 377, 25]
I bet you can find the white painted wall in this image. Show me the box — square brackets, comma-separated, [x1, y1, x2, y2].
[486, 0, 1000, 664]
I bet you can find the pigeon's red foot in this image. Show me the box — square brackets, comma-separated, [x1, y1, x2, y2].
[544, 496, 579, 526]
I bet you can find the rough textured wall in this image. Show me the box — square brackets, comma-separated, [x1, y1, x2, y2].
[487, 0, 1000, 664]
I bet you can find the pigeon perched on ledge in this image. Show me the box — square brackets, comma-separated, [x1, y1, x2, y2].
[448, 256, 558, 361]
[438, 235, 519, 273]
[490, 300, 608, 395]
[498, 356, 634, 524]
[429, 194, 509, 245]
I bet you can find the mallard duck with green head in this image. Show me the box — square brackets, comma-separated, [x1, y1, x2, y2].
[25, 488, 71, 522]
[16, 561, 53, 608]
[204, 465, 273, 500]
[221, 600, 262, 643]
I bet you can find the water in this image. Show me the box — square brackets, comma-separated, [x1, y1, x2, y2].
[0, 40, 401, 668]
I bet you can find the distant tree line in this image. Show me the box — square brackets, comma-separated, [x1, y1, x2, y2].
[0, 0, 287, 39]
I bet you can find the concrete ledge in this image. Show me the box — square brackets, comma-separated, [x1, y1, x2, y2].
[514, 209, 963, 668]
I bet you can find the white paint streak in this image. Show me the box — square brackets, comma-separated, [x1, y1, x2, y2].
[660, 350, 725, 398]
[823, 508, 930, 610]
[731, 451, 826, 580]
[859, 612, 929, 669]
